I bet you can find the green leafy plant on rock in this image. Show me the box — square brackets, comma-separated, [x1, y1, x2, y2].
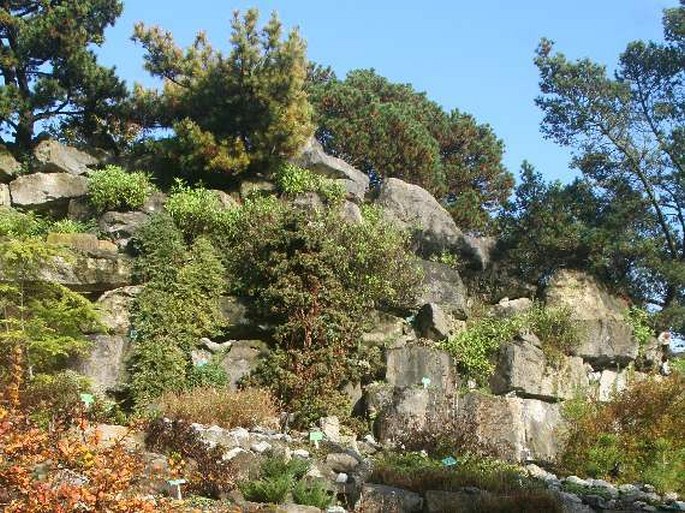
[88, 165, 156, 212]
[275, 163, 345, 204]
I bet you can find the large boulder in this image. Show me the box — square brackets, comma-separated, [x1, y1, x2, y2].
[0, 148, 21, 182]
[291, 137, 369, 203]
[376, 178, 464, 256]
[96, 285, 142, 335]
[490, 333, 589, 401]
[415, 260, 469, 319]
[42, 253, 132, 293]
[415, 302, 462, 341]
[0, 184, 10, 206]
[46, 233, 117, 255]
[370, 384, 456, 444]
[221, 340, 269, 389]
[362, 311, 413, 346]
[74, 334, 130, 393]
[356, 484, 423, 513]
[457, 392, 563, 463]
[98, 211, 150, 251]
[385, 341, 459, 390]
[9, 172, 88, 212]
[544, 270, 637, 368]
[33, 139, 98, 175]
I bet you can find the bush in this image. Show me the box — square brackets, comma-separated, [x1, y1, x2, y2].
[164, 180, 233, 238]
[158, 387, 279, 430]
[275, 163, 344, 203]
[129, 217, 226, 406]
[625, 306, 655, 351]
[186, 358, 229, 389]
[0, 207, 49, 237]
[48, 218, 93, 234]
[239, 475, 291, 504]
[370, 452, 542, 496]
[292, 479, 333, 509]
[440, 303, 581, 385]
[22, 370, 90, 426]
[560, 373, 685, 493]
[220, 199, 420, 425]
[88, 165, 156, 212]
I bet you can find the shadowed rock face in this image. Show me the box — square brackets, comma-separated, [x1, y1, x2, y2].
[415, 260, 469, 320]
[544, 270, 638, 368]
[33, 139, 99, 175]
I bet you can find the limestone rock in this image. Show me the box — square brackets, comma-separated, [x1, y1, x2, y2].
[221, 340, 268, 389]
[372, 385, 456, 443]
[0, 148, 21, 182]
[75, 335, 130, 392]
[0, 184, 10, 206]
[490, 297, 533, 319]
[545, 270, 638, 367]
[96, 285, 142, 335]
[43, 253, 132, 293]
[415, 303, 460, 341]
[490, 333, 589, 401]
[357, 484, 423, 513]
[98, 210, 149, 250]
[210, 189, 239, 209]
[33, 139, 98, 175]
[239, 177, 277, 199]
[10, 172, 88, 212]
[141, 191, 167, 214]
[415, 260, 468, 319]
[385, 341, 459, 390]
[291, 137, 369, 203]
[325, 452, 360, 473]
[362, 311, 413, 346]
[457, 392, 563, 463]
[376, 177, 466, 258]
[340, 200, 363, 224]
[46, 233, 117, 256]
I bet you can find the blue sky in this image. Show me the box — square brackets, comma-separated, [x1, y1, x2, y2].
[97, 0, 675, 184]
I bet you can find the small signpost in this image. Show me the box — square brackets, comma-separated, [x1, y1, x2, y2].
[309, 430, 324, 449]
[441, 456, 458, 467]
[421, 376, 431, 389]
[80, 393, 94, 409]
[166, 479, 187, 500]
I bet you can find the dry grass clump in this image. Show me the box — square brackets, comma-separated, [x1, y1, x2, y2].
[158, 387, 279, 429]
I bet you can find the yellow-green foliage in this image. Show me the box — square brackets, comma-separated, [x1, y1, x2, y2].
[88, 165, 156, 212]
[275, 163, 345, 203]
[440, 303, 581, 385]
[560, 374, 685, 494]
[163, 180, 234, 238]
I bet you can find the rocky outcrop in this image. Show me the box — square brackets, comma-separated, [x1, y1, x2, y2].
[43, 252, 132, 293]
[221, 340, 268, 389]
[9, 172, 88, 212]
[0, 148, 21, 182]
[362, 311, 414, 346]
[457, 392, 563, 463]
[490, 297, 533, 319]
[0, 184, 10, 206]
[376, 178, 465, 257]
[96, 285, 142, 334]
[415, 260, 469, 319]
[545, 270, 637, 368]
[291, 137, 369, 203]
[33, 139, 99, 175]
[357, 484, 423, 513]
[75, 334, 130, 392]
[490, 333, 589, 401]
[385, 341, 459, 390]
[98, 210, 149, 250]
[415, 302, 462, 341]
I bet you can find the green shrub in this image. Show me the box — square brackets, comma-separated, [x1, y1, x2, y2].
[440, 303, 581, 385]
[164, 180, 233, 238]
[88, 165, 156, 212]
[292, 479, 333, 509]
[526, 303, 582, 361]
[560, 373, 685, 494]
[275, 163, 344, 203]
[625, 306, 654, 350]
[0, 207, 49, 237]
[23, 370, 90, 426]
[49, 218, 93, 234]
[260, 454, 310, 481]
[220, 199, 420, 425]
[239, 474, 291, 504]
[186, 358, 229, 389]
[441, 316, 523, 386]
